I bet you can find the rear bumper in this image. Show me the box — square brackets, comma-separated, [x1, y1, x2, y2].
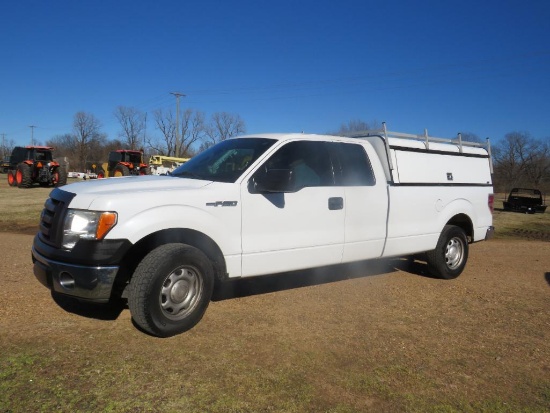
[32, 246, 118, 303]
[485, 226, 495, 240]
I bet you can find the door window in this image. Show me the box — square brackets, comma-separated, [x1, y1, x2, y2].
[334, 143, 375, 186]
[262, 141, 334, 191]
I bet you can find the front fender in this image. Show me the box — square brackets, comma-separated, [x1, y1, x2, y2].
[105, 204, 242, 258]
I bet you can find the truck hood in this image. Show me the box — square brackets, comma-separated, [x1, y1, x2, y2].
[61, 176, 212, 209]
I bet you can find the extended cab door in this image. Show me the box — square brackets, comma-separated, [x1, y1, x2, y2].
[333, 142, 388, 262]
[240, 140, 345, 277]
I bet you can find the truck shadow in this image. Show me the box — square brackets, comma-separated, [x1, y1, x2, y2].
[49, 257, 434, 319]
[545, 272, 550, 287]
[212, 256, 433, 301]
[51, 292, 125, 320]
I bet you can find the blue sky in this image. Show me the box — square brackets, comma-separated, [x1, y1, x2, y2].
[1, 0, 549, 148]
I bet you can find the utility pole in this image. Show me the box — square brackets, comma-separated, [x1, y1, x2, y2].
[170, 92, 185, 156]
[1, 133, 5, 159]
[29, 125, 36, 145]
[143, 112, 147, 151]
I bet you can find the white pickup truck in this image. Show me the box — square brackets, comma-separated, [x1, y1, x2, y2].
[32, 125, 494, 337]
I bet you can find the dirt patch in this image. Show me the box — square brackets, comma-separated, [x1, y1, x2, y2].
[1, 233, 549, 412]
[510, 228, 550, 241]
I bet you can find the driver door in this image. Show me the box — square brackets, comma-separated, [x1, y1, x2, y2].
[240, 140, 345, 277]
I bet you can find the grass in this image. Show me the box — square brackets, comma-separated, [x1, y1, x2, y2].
[492, 193, 550, 240]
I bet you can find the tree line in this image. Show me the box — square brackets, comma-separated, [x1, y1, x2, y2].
[42, 107, 246, 172]
[3, 115, 549, 195]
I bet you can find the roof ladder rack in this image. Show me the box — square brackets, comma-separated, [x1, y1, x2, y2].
[344, 122, 493, 173]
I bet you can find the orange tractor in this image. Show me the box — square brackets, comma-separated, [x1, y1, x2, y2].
[7, 146, 67, 188]
[97, 150, 150, 178]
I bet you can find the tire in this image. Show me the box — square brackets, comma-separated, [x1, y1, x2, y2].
[97, 168, 106, 179]
[426, 225, 469, 280]
[113, 164, 130, 177]
[54, 167, 67, 187]
[128, 243, 214, 337]
[7, 170, 17, 186]
[16, 163, 33, 188]
[139, 166, 151, 176]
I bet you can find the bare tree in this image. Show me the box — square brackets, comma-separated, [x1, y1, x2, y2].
[46, 134, 77, 159]
[72, 112, 104, 171]
[179, 109, 206, 157]
[151, 109, 176, 156]
[114, 106, 147, 150]
[202, 112, 246, 151]
[333, 119, 381, 135]
[460, 132, 484, 143]
[151, 108, 208, 157]
[1, 137, 16, 159]
[493, 132, 550, 192]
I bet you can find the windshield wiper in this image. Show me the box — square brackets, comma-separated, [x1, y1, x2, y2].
[174, 171, 206, 180]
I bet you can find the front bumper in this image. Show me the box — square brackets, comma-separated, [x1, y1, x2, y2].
[32, 246, 119, 303]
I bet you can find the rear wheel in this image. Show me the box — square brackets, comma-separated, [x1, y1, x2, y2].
[16, 163, 32, 188]
[128, 243, 214, 337]
[7, 171, 17, 186]
[426, 225, 469, 279]
[53, 167, 67, 187]
[113, 164, 130, 177]
[97, 168, 106, 179]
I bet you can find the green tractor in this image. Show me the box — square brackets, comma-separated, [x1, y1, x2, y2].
[7, 146, 67, 188]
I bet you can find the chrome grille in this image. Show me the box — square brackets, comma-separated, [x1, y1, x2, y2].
[38, 189, 75, 247]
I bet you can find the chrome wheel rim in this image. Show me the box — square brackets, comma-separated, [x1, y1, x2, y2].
[159, 266, 203, 320]
[445, 237, 464, 270]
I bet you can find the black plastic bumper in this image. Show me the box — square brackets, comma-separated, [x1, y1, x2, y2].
[32, 234, 133, 302]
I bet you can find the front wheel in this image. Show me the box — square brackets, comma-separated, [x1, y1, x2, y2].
[128, 243, 214, 337]
[426, 225, 469, 279]
[113, 164, 130, 177]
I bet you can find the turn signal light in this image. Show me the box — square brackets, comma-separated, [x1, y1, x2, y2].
[96, 212, 118, 240]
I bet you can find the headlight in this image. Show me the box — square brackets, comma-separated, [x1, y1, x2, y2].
[62, 209, 118, 249]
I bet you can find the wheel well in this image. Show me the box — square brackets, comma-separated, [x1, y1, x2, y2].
[446, 214, 473, 242]
[113, 228, 227, 299]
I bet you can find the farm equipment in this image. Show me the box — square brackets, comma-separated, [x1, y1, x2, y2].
[97, 150, 150, 178]
[6, 146, 67, 188]
[1, 156, 10, 173]
[149, 155, 190, 175]
[503, 188, 547, 214]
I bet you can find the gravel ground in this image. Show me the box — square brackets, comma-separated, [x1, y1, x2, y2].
[1, 232, 549, 412]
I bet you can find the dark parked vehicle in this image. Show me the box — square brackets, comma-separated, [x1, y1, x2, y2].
[6, 146, 67, 188]
[503, 188, 547, 214]
[1, 156, 10, 173]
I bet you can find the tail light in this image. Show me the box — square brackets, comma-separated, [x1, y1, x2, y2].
[488, 194, 494, 213]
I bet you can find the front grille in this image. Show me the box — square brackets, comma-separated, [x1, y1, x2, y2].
[39, 188, 75, 247]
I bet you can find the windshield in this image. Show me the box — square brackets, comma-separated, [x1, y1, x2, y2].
[34, 150, 53, 162]
[171, 138, 276, 183]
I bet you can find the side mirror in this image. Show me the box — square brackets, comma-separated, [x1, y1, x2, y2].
[249, 168, 292, 193]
